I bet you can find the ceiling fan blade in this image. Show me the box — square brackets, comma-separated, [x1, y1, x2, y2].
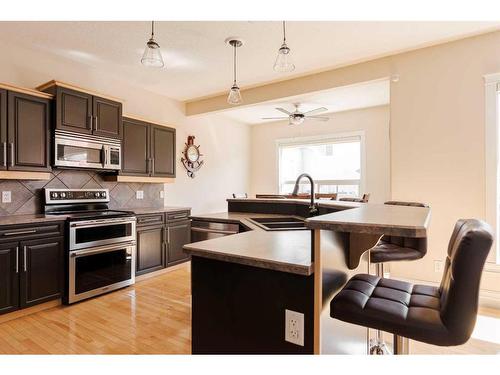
[261, 117, 289, 120]
[303, 107, 328, 116]
[275, 107, 293, 116]
[307, 116, 330, 122]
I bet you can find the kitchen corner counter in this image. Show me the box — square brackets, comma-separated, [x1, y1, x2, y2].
[305, 203, 431, 237]
[0, 213, 68, 226]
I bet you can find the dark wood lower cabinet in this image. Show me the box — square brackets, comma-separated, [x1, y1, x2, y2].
[20, 237, 64, 308]
[136, 225, 165, 276]
[0, 242, 19, 315]
[167, 219, 191, 266]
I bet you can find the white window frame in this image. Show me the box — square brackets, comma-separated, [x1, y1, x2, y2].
[484, 73, 500, 265]
[275, 131, 366, 197]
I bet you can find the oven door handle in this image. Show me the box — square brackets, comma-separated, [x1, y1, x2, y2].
[70, 218, 136, 228]
[71, 241, 136, 258]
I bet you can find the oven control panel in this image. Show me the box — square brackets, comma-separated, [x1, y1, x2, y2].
[45, 189, 110, 203]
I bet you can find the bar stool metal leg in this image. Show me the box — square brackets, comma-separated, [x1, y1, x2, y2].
[369, 263, 391, 355]
[393, 335, 410, 355]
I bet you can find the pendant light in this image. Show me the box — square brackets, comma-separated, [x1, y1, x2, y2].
[226, 38, 243, 105]
[141, 21, 164, 68]
[274, 21, 295, 72]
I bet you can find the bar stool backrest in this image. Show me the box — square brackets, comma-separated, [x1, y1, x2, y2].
[438, 219, 493, 344]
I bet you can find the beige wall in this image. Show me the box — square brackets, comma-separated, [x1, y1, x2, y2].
[250, 105, 391, 204]
[0, 39, 250, 215]
[188, 30, 500, 297]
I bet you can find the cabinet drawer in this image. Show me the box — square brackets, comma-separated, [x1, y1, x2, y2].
[0, 222, 64, 242]
[167, 210, 191, 222]
[136, 213, 165, 227]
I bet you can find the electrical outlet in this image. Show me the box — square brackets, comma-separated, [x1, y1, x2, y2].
[2, 191, 11, 203]
[159, 190, 164, 199]
[434, 260, 444, 273]
[136, 190, 144, 200]
[285, 309, 304, 346]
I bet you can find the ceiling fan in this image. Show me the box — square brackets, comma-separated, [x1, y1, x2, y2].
[262, 103, 330, 125]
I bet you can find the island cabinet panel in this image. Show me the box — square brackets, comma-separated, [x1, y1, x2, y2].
[121, 117, 176, 178]
[19, 237, 64, 308]
[167, 219, 191, 266]
[0, 89, 7, 170]
[122, 118, 150, 176]
[136, 224, 165, 276]
[191, 256, 315, 354]
[0, 242, 19, 315]
[93, 96, 122, 139]
[151, 125, 175, 177]
[56, 87, 93, 134]
[7, 91, 51, 171]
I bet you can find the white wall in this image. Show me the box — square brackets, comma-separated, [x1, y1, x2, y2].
[0, 39, 250, 215]
[250, 105, 391, 203]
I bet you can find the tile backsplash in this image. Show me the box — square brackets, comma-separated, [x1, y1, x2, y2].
[0, 169, 165, 216]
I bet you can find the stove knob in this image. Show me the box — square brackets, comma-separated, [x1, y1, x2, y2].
[101, 192, 106, 198]
[95, 192, 100, 198]
[51, 192, 59, 199]
[60, 192, 66, 198]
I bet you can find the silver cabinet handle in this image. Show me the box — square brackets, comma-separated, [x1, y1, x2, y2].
[15, 246, 19, 273]
[94, 116, 98, 131]
[151, 158, 155, 174]
[88, 115, 93, 131]
[3, 229, 37, 236]
[9, 142, 14, 167]
[190, 227, 238, 235]
[2, 142, 6, 167]
[167, 227, 170, 245]
[23, 246, 27, 272]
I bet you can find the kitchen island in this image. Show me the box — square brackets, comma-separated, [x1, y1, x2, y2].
[184, 198, 430, 354]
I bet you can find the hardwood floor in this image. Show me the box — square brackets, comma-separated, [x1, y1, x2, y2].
[0, 263, 498, 354]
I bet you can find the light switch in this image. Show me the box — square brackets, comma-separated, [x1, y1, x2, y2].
[136, 190, 144, 200]
[2, 191, 11, 203]
[159, 190, 164, 199]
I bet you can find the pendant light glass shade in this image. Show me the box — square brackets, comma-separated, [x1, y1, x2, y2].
[273, 21, 295, 72]
[227, 84, 242, 105]
[227, 39, 243, 105]
[141, 21, 164, 68]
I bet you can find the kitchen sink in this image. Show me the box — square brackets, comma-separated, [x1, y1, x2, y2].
[248, 217, 308, 231]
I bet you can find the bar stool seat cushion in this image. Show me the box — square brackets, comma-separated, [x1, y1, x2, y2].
[370, 241, 423, 263]
[330, 274, 450, 345]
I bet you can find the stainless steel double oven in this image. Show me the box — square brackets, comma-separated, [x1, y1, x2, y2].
[44, 188, 136, 304]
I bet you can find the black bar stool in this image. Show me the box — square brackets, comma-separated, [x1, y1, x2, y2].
[330, 219, 493, 354]
[369, 201, 429, 353]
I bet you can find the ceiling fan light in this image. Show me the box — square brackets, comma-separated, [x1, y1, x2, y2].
[289, 115, 304, 125]
[274, 43, 295, 72]
[227, 84, 243, 105]
[141, 37, 165, 68]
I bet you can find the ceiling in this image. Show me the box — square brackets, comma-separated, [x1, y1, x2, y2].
[0, 21, 498, 101]
[219, 79, 390, 125]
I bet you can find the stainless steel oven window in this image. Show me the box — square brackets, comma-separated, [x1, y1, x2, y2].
[68, 242, 136, 304]
[69, 218, 136, 250]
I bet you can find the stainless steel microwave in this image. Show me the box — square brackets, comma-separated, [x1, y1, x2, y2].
[54, 130, 121, 170]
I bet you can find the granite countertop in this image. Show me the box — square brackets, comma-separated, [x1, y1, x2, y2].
[0, 213, 68, 226]
[306, 203, 431, 237]
[185, 212, 313, 276]
[227, 197, 362, 210]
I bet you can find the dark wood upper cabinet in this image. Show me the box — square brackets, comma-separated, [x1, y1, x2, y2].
[122, 118, 150, 176]
[0, 242, 19, 315]
[7, 91, 51, 172]
[56, 87, 93, 135]
[167, 219, 191, 266]
[39, 82, 123, 139]
[121, 117, 176, 178]
[93, 96, 122, 139]
[151, 125, 175, 177]
[19, 237, 63, 308]
[0, 89, 7, 170]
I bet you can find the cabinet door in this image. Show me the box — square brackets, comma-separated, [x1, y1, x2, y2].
[121, 118, 150, 176]
[55, 87, 93, 134]
[136, 225, 165, 276]
[167, 220, 191, 266]
[7, 91, 51, 171]
[151, 125, 175, 177]
[0, 242, 19, 315]
[93, 96, 122, 139]
[19, 237, 63, 308]
[0, 89, 7, 170]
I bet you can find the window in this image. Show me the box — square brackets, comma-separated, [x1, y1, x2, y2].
[484, 73, 500, 264]
[277, 133, 364, 198]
